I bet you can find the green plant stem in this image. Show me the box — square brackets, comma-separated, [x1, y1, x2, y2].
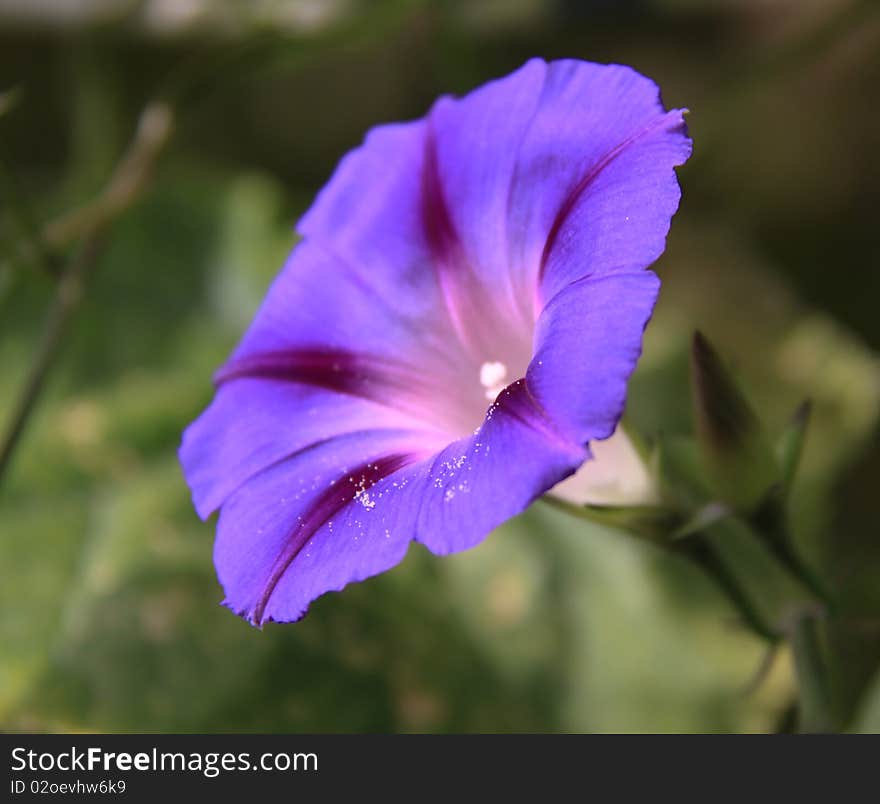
[788, 609, 834, 733]
[42, 103, 173, 250]
[0, 235, 103, 483]
[0, 102, 173, 488]
[543, 497, 779, 644]
[750, 492, 835, 613]
[750, 502, 835, 731]
[678, 538, 779, 644]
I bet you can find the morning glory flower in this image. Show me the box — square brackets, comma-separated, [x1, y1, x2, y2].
[180, 58, 692, 626]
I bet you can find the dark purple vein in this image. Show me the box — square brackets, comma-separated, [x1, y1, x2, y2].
[215, 347, 429, 408]
[421, 124, 476, 348]
[539, 111, 685, 280]
[495, 378, 585, 457]
[251, 451, 417, 626]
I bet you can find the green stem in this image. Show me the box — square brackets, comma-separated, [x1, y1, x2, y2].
[750, 493, 835, 613]
[544, 496, 779, 644]
[0, 102, 173, 488]
[748, 490, 837, 730]
[0, 236, 103, 484]
[788, 609, 834, 733]
[679, 538, 780, 644]
[545, 494, 839, 730]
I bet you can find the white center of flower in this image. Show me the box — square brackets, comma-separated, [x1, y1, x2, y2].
[479, 360, 508, 402]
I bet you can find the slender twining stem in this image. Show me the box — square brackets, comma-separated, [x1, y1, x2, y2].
[787, 607, 833, 733]
[0, 236, 102, 482]
[0, 102, 173, 487]
[42, 103, 173, 250]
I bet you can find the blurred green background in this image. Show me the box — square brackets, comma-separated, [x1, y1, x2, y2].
[1, 0, 879, 733]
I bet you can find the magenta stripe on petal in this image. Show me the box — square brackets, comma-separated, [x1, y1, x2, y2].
[421, 124, 477, 349]
[421, 125, 462, 273]
[493, 378, 581, 454]
[215, 348, 430, 406]
[251, 451, 418, 626]
[539, 109, 687, 282]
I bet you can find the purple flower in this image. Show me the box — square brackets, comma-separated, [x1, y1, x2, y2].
[180, 58, 692, 626]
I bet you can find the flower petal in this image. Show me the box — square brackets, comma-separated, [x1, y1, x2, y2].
[182, 58, 693, 627]
[538, 108, 691, 303]
[506, 60, 691, 305]
[180, 379, 428, 520]
[427, 58, 546, 331]
[214, 429, 430, 625]
[527, 270, 661, 444]
[415, 379, 586, 554]
[215, 382, 585, 625]
[180, 238, 468, 519]
[296, 121, 449, 330]
[226, 239, 459, 379]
